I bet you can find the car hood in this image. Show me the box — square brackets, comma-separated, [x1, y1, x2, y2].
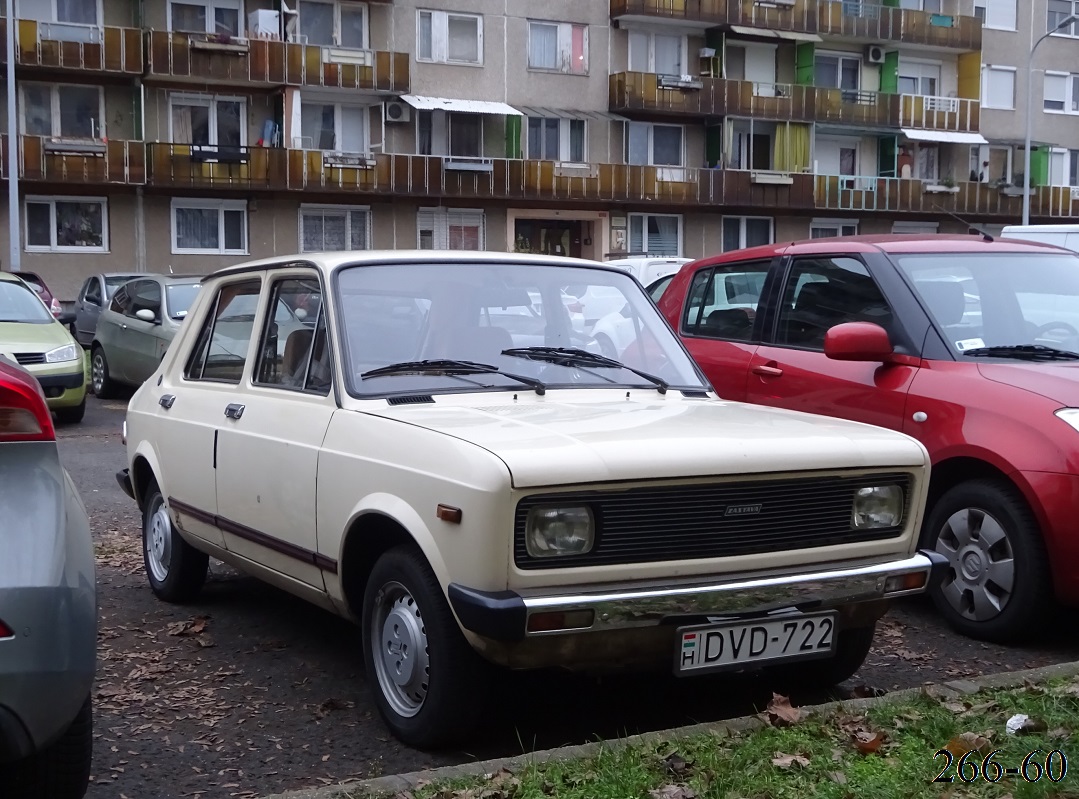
[0, 319, 74, 353]
[977, 362, 1079, 405]
[361, 395, 928, 488]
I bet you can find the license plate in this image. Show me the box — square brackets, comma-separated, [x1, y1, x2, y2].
[674, 612, 837, 675]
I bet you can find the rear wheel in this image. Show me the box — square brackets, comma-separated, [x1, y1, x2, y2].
[90, 346, 117, 399]
[5, 694, 92, 799]
[142, 483, 208, 603]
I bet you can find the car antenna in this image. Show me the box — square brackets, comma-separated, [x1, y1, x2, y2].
[932, 203, 994, 242]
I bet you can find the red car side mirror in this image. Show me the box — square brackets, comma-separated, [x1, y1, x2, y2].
[824, 322, 894, 362]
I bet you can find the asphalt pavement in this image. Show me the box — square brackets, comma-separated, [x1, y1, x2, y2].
[60, 397, 1079, 799]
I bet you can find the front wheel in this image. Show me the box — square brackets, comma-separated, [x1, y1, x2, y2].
[923, 479, 1053, 644]
[361, 547, 491, 748]
[142, 484, 208, 603]
[5, 694, 92, 799]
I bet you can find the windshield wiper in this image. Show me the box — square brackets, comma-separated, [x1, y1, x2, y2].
[500, 346, 669, 394]
[360, 359, 547, 395]
[962, 344, 1079, 361]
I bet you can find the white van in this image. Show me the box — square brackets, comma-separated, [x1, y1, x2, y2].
[1000, 224, 1079, 253]
[604, 256, 692, 286]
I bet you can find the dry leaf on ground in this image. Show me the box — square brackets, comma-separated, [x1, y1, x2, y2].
[764, 693, 801, 726]
[828, 771, 848, 784]
[663, 752, 692, 776]
[166, 617, 209, 637]
[944, 732, 992, 758]
[772, 753, 810, 769]
[649, 785, 696, 799]
[852, 730, 887, 755]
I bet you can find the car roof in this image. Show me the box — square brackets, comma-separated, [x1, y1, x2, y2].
[205, 250, 613, 280]
[0, 271, 36, 285]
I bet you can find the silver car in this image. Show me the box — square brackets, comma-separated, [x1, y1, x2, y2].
[70, 272, 143, 348]
[0, 356, 96, 799]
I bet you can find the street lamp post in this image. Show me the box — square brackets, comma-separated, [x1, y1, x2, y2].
[5, 0, 19, 272]
[1023, 13, 1079, 226]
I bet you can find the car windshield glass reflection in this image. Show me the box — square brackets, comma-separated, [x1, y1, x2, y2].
[0, 281, 54, 324]
[895, 253, 1079, 358]
[336, 262, 707, 397]
[104, 276, 141, 299]
[165, 284, 201, 319]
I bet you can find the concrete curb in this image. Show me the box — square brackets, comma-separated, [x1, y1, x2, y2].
[259, 660, 1079, 799]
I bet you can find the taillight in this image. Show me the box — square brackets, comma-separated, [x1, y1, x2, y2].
[0, 360, 56, 442]
[567, 301, 584, 314]
[50, 297, 62, 316]
[0, 618, 13, 639]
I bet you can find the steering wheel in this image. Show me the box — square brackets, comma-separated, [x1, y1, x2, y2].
[1033, 320, 1079, 339]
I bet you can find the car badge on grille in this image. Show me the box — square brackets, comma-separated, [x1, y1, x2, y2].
[724, 503, 763, 517]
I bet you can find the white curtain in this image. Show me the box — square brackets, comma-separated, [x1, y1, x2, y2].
[654, 35, 682, 76]
[529, 23, 557, 69]
[176, 207, 219, 250]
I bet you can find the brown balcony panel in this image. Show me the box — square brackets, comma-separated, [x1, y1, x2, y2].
[721, 170, 815, 210]
[8, 19, 143, 73]
[147, 144, 286, 189]
[281, 43, 409, 92]
[147, 31, 256, 83]
[10, 135, 145, 185]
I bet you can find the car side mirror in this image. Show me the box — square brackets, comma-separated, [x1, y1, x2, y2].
[57, 312, 76, 326]
[823, 322, 894, 362]
[135, 308, 159, 324]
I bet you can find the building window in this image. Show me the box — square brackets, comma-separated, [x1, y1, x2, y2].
[24, 196, 107, 252]
[982, 65, 1016, 109]
[626, 122, 683, 166]
[974, 0, 1017, 30]
[19, 83, 103, 139]
[527, 21, 587, 74]
[527, 117, 585, 162]
[1049, 149, 1079, 186]
[1049, 0, 1079, 36]
[417, 208, 485, 249]
[169, 93, 246, 147]
[897, 61, 940, 96]
[299, 102, 370, 151]
[172, 199, 248, 255]
[722, 217, 773, 252]
[628, 213, 682, 256]
[1043, 72, 1079, 113]
[300, 205, 370, 251]
[815, 53, 860, 91]
[417, 10, 482, 65]
[297, 1, 368, 49]
[810, 219, 858, 238]
[169, 0, 243, 36]
[628, 30, 685, 75]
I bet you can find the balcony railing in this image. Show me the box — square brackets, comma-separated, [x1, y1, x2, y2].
[610, 72, 980, 132]
[0, 135, 146, 185]
[144, 30, 409, 92]
[609, 0, 981, 51]
[0, 18, 143, 73]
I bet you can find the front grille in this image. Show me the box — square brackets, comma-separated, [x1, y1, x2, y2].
[13, 352, 45, 366]
[513, 472, 913, 569]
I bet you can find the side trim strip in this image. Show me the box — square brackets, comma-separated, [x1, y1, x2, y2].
[168, 497, 338, 575]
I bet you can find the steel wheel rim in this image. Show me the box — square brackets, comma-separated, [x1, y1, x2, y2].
[370, 580, 430, 719]
[146, 499, 173, 583]
[91, 353, 105, 393]
[934, 506, 1015, 622]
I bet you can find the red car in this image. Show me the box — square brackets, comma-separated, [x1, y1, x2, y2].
[16, 271, 63, 317]
[656, 234, 1079, 644]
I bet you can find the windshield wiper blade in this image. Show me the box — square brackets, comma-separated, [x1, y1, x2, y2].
[962, 344, 1079, 361]
[360, 359, 546, 395]
[500, 346, 669, 394]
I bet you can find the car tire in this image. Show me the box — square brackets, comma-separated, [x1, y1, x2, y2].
[55, 397, 86, 425]
[6, 694, 92, 799]
[923, 479, 1052, 644]
[142, 483, 208, 604]
[764, 623, 876, 691]
[90, 346, 117, 399]
[361, 546, 492, 749]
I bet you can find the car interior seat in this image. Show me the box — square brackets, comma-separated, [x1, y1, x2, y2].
[703, 308, 753, 340]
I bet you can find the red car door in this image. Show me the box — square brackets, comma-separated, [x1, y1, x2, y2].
[669, 259, 773, 402]
[744, 254, 917, 430]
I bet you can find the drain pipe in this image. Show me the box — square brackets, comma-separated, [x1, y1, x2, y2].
[6, 0, 20, 271]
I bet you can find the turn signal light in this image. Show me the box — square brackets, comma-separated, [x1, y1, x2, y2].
[526, 609, 595, 633]
[884, 571, 928, 594]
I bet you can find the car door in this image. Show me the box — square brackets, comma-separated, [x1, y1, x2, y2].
[744, 254, 917, 430]
[74, 277, 101, 346]
[109, 279, 164, 385]
[675, 259, 773, 402]
[213, 270, 335, 590]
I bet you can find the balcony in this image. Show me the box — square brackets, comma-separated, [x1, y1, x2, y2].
[0, 135, 146, 185]
[609, 0, 980, 51]
[610, 72, 980, 132]
[144, 30, 409, 92]
[146, 144, 287, 189]
[0, 18, 143, 74]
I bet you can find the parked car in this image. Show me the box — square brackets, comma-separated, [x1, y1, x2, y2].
[118, 250, 944, 747]
[657, 233, 1079, 644]
[0, 273, 86, 424]
[1000, 224, 1079, 253]
[14, 272, 63, 318]
[605, 256, 692, 287]
[71, 272, 144, 347]
[0, 355, 96, 799]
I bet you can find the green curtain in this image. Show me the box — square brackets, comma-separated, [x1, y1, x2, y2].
[505, 116, 522, 159]
[1031, 146, 1050, 186]
[774, 123, 811, 172]
[795, 43, 815, 86]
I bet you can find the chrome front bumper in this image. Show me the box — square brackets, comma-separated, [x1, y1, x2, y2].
[449, 549, 947, 643]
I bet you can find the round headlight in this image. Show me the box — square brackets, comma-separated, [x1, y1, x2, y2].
[525, 506, 595, 558]
[851, 485, 904, 530]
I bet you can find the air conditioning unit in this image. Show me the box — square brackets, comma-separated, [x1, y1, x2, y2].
[384, 101, 411, 123]
[865, 44, 886, 64]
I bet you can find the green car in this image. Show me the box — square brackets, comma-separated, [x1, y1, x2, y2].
[0, 271, 86, 424]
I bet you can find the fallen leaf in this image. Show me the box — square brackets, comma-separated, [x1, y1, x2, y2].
[845, 684, 885, 699]
[944, 732, 992, 758]
[663, 752, 692, 776]
[828, 771, 848, 784]
[958, 701, 999, 718]
[765, 693, 801, 727]
[649, 785, 696, 799]
[166, 616, 209, 637]
[941, 701, 969, 714]
[195, 635, 215, 648]
[772, 753, 810, 769]
[1048, 728, 1069, 740]
[852, 730, 887, 755]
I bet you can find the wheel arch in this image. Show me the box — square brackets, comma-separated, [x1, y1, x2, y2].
[129, 443, 164, 514]
[922, 455, 1034, 546]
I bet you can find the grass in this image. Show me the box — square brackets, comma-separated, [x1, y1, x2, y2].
[356, 678, 1079, 799]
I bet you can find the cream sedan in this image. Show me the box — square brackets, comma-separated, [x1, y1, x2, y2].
[117, 251, 946, 748]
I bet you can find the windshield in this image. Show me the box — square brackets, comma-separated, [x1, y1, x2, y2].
[0, 280, 54, 323]
[335, 261, 708, 397]
[895, 252, 1079, 355]
[105, 275, 140, 299]
[165, 284, 201, 319]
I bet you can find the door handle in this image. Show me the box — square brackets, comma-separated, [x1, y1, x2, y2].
[159, 394, 176, 410]
[752, 363, 784, 378]
[224, 403, 245, 420]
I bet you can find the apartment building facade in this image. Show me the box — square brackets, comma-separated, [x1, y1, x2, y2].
[0, 0, 1076, 299]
